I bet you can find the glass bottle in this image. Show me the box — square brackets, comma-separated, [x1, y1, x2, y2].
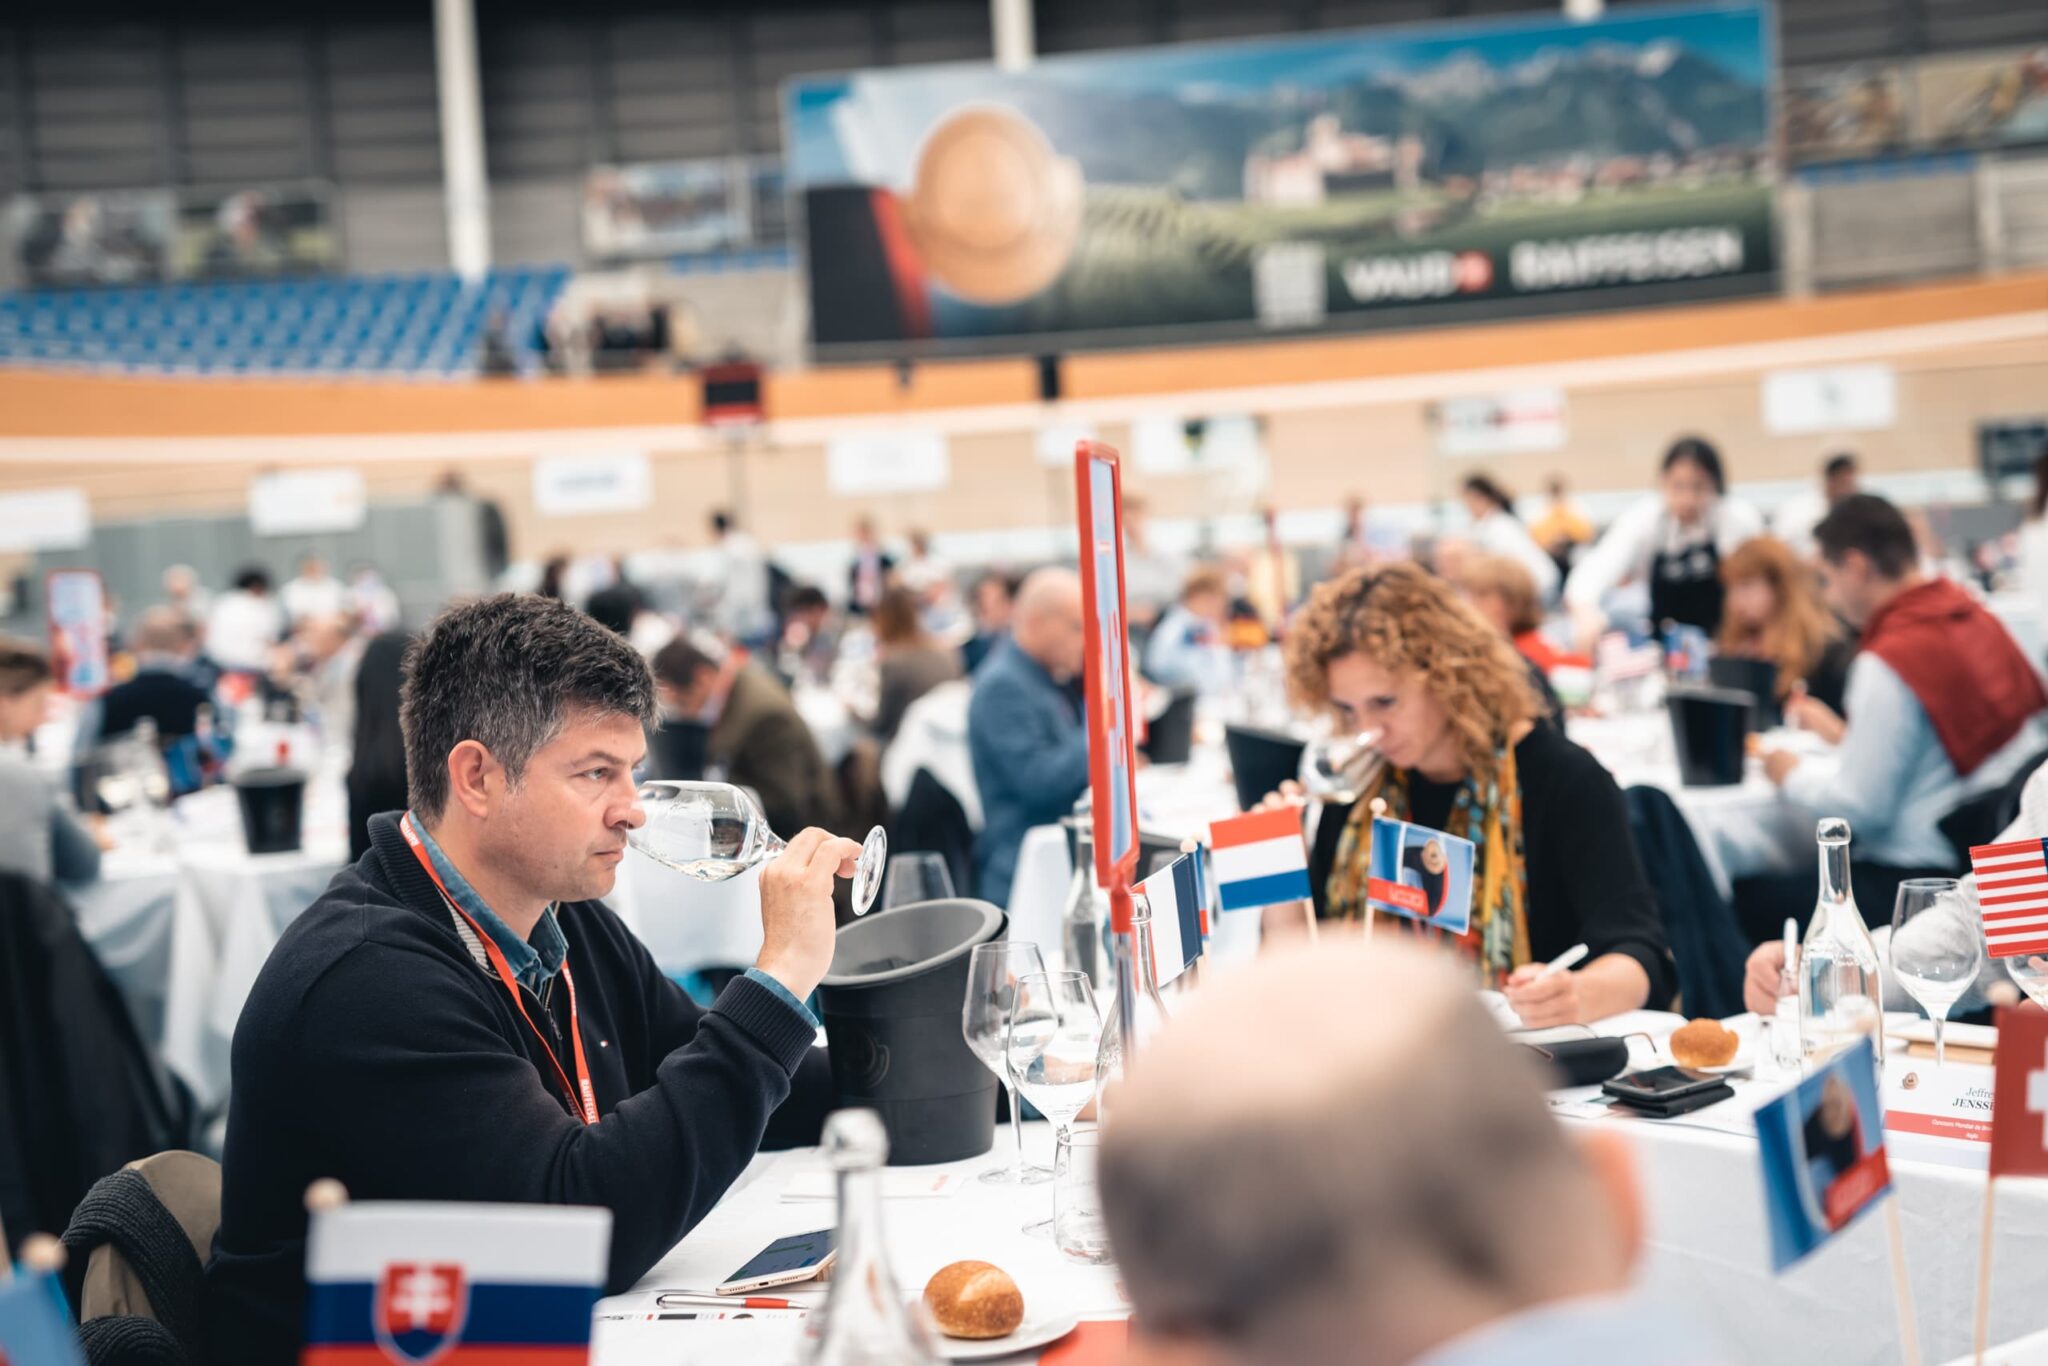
[1093, 900, 1172, 1117]
[800, 1109, 941, 1366]
[1062, 822, 1105, 992]
[1798, 818, 1885, 1068]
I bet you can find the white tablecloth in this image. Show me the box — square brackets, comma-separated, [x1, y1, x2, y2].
[73, 778, 350, 1111]
[593, 1121, 1120, 1365]
[605, 854, 764, 980]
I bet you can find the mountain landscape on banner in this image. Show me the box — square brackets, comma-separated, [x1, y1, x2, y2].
[977, 44, 1762, 194]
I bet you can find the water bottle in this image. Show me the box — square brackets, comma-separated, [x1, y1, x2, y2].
[1093, 901, 1171, 1118]
[800, 1109, 941, 1366]
[1062, 822, 1105, 992]
[1797, 818, 1885, 1067]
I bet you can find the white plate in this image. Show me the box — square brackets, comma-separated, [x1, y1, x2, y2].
[929, 1310, 1081, 1360]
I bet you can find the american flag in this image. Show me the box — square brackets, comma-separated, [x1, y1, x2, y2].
[1968, 838, 2048, 959]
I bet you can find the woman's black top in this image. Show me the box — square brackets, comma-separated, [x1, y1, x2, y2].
[1308, 723, 1676, 1006]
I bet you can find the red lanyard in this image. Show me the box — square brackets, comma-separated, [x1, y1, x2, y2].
[399, 813, 598, 1125]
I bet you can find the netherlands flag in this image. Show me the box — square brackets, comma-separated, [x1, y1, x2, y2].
[1207, 806, 1312, 913]
[302, 1202, 611, 1366]
[1969, 837, 2048, 959]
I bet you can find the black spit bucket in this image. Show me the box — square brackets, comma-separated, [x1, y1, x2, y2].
[817, 898, 1005, 1166]
[1224, 724, 1307, 813]
[1708, 656, 1784, 730]
[233, 766, 308, 854]
[1666, 685, 1755, 788]
[1142, 688, 1198, 766]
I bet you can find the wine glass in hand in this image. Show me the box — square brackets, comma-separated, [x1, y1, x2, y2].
[962, 942, 1054, 1187]
[1007, 971, 1101, 1237]
[1890, 879, 1982, 1067]
[630, 780, 888, 914]
[1299, 716, 1382, 805]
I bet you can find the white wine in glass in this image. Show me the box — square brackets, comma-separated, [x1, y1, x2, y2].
[629, 780, 888, 915]
[1298, 720, 1382, 805]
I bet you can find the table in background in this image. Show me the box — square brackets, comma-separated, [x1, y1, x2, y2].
[1568, 711, 1829, 897]
[1007, 748, 1261, 972]
[72, 775, 349, 1111]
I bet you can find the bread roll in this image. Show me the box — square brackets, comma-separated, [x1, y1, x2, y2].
[923, 1260, 1024, 1340]
[1670, 1018, 1739, 1069]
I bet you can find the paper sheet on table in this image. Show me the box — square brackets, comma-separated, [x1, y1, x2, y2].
[781, 1169, 966, 1202]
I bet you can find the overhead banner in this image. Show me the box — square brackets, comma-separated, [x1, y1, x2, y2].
[533, 453, 654, 517]
[250, 468, 367, 536]
[785, 2, 1775, 356]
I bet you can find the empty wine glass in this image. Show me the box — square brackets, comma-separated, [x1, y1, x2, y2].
[1007, 971, 1101, 1238]
[961, 942, 1053, 1187]
[629, 780, 888, 915]
[1890, 879, 1983, 1067]
[881, 853, 955, 910]
[2006, 954, 2048, 1009]
[1298, 716, 1382, 804]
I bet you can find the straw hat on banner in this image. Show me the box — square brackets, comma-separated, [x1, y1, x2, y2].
[900, 104, 1084, 306]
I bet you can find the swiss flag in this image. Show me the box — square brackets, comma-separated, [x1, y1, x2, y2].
[1990, 1006, 2048, 1179]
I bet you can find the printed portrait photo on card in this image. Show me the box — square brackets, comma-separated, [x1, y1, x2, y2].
[1364, 817, 1475, 935]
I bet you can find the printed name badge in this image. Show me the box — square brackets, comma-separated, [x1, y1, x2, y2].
[1881, 1056, 1993, 1147]
[1364, 818, 1475, 936]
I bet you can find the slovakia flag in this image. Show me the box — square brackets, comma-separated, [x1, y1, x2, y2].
[302, 1202, 611, 1365]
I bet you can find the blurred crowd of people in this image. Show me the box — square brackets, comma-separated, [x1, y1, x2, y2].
[9, 435, 2048, 1023]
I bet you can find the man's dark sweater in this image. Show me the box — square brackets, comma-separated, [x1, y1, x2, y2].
[205, 811, 834, 1363]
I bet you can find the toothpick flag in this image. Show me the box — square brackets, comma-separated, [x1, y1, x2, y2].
[1206, 807, 1311, 912]
[1969, 839, 2048, 959]
[1140, 853, 1206, 987]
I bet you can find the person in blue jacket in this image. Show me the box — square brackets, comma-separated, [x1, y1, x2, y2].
[968, 569, 1090, 906]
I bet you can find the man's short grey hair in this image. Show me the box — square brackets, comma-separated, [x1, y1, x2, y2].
[1099, 941, 1614, 1366]
[400, 593, 656, 822]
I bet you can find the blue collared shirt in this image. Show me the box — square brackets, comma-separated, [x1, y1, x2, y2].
[409, 813, 818, 1026]
[412, 815, 567, 994]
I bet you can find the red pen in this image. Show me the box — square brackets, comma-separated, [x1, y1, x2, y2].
[655, 1291, 806, 1310]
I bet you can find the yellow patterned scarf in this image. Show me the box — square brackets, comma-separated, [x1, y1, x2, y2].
[1325, 744, 1531, 985]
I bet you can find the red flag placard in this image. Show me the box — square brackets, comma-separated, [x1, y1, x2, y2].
[1990, 1006, 2048, 1179]
[1074, 440, 1139, 932]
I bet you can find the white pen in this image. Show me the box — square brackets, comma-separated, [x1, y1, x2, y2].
[1539, 943, 1589, 978]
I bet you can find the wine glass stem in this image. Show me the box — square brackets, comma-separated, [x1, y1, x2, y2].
[1005, 1077, 1028, 1177]
[1933, 1013, 1946, 1068]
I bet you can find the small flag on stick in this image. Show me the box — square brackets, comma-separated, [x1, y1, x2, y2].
[1968, 839, 2048, 959]
[1206, 807, 1311, 912]
[302, 1201, 611, 1365]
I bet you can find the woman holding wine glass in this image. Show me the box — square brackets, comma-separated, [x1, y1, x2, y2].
[1272, 565, 1675, 1027]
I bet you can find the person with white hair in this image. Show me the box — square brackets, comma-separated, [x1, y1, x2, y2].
[967, 567, 1089, 905]
[1100, 938, 1733, 1366]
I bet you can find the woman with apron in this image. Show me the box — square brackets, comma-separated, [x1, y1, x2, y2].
[1564, 436, 1765, 646]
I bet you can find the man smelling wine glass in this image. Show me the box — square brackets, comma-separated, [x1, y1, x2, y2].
[207, 594, 860, 1365]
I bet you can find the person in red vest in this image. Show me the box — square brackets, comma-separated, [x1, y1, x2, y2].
[1741, 494, 2048, 934]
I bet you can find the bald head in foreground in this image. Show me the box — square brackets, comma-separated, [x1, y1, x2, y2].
[1100, 940, 1730, 1366]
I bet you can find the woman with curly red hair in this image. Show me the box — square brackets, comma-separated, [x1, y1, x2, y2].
[1278, 565, 1673, 1025]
